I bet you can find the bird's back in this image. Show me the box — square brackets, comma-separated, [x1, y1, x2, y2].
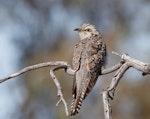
[71, 35, 106, 115]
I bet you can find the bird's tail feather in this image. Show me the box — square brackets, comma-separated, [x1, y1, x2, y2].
[70, 87, 87, 116]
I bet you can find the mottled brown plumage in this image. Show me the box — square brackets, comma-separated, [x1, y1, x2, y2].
[70, 24, 107, 116]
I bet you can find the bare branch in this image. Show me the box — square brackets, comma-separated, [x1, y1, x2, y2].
[122, 54, 150, 74]
[102, 63, 129, 119]
[0, 61, 75, 83]
[49, 66, 69, 116]
[108, 63, 129, 93]
[0, 61, 76, 116]
[112, 51, 121, 57]
[101, 61, 124, 75]
[102, 53, 150, 119]
[0, 52, 150, 118]
[102, 91, 112, 119]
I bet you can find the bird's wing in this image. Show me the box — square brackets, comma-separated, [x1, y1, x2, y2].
[86, 36, 106, 73]
[83, 35, 106, 97]
[72, 41, 84, 71]
[72, 40, 86, 99]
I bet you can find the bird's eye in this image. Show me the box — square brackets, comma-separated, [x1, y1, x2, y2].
[85, 29, 91, 32]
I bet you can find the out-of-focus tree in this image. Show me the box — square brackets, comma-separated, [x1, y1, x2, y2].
[0, 0, 150, 119]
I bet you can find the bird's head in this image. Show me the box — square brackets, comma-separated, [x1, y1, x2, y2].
[74, 23, 100, 40]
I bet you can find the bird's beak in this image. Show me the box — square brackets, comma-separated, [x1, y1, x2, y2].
[74, 28, 81, 32]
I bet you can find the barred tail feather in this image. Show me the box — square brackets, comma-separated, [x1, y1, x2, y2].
[70, 81, 94, 116]
[70, 91, 85, 116]
[70, 97, 83, 115]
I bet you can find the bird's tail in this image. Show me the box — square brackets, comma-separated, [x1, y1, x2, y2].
[70, 94, 84, 116]
[70, 80, 94, 116]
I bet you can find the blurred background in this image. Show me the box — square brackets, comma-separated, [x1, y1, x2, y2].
[0, 0, 150, 119]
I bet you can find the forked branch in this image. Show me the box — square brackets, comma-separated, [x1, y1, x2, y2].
[102, 53, 150, 119]
[50, 66, 70, 116]
[0, 61, 75, 116]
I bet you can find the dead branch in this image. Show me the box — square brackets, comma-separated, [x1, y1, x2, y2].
[50, 66, 69, 116]
[102, 53, 150, 119]
[0, 58, 122, 116]
[0, 61, 75, 83]
[101, 61, 124, 75]
[0, 53, 150, 118]
[0, 61, 75, 116]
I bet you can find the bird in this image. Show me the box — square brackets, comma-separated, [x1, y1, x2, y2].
[70, 23, 107, 116]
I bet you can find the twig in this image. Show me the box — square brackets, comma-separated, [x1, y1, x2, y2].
[49, 66, 69, 116]
[112, 51, 121, 57]
[101, 61, 124, 75]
